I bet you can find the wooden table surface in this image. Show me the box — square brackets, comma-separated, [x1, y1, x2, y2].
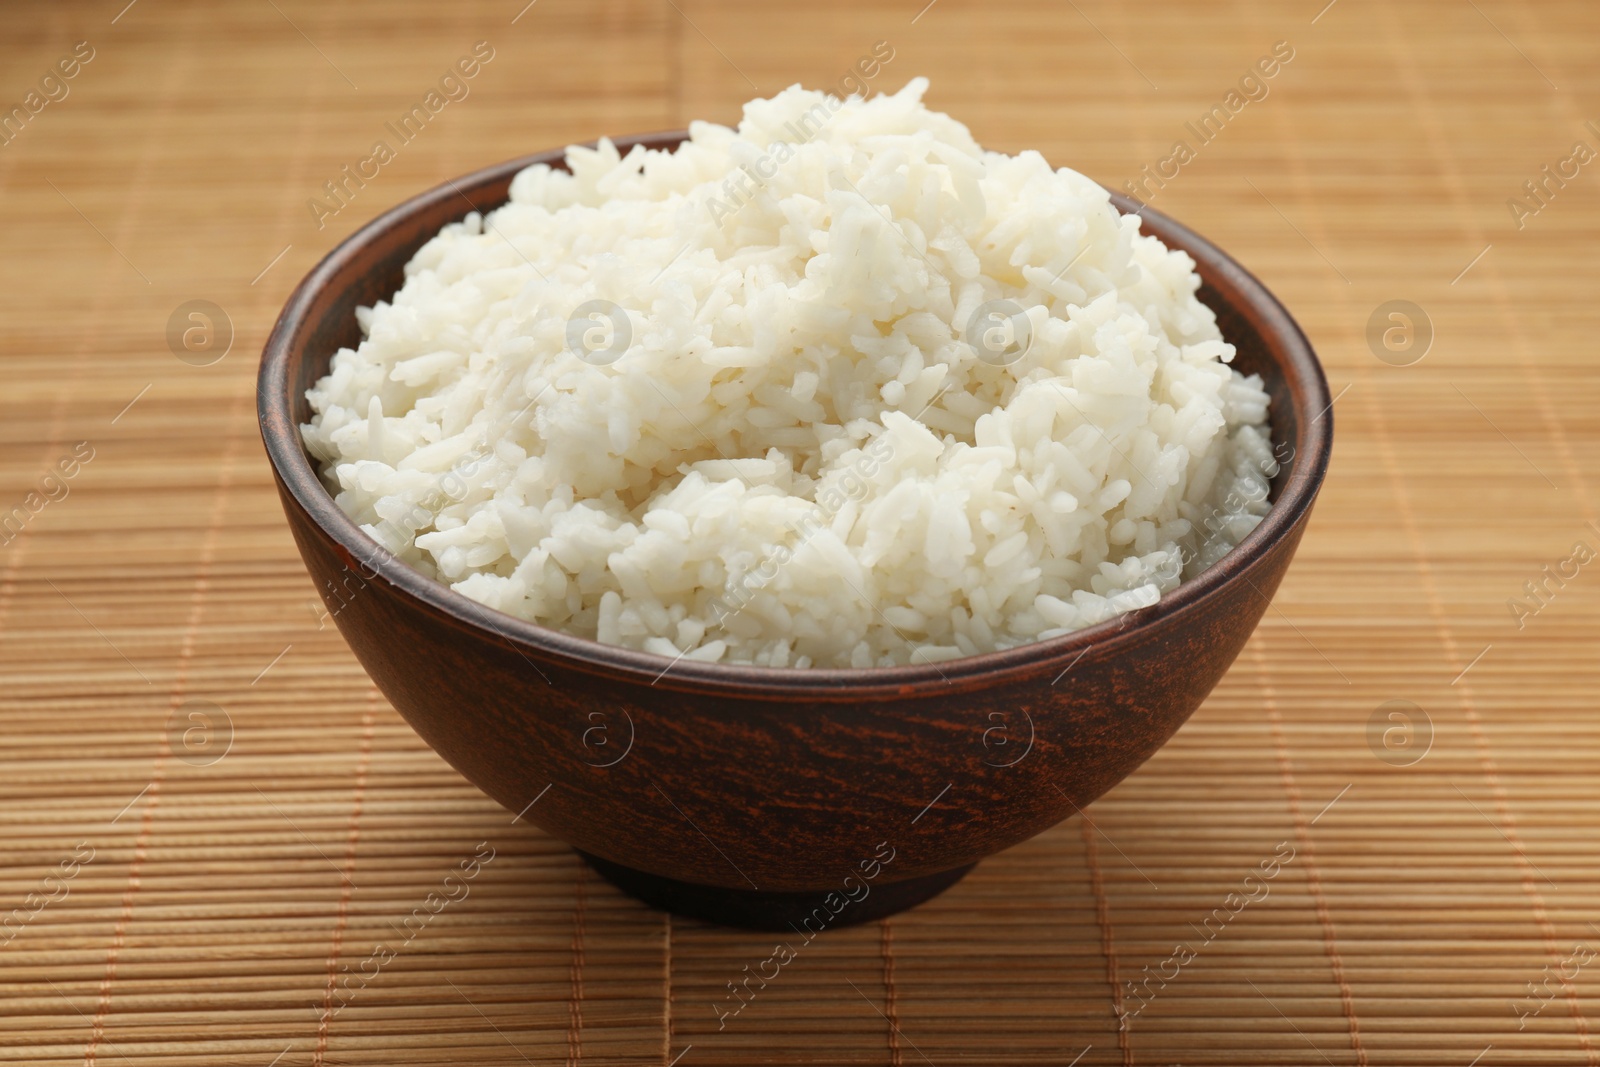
[3, 1, 1598, 1064]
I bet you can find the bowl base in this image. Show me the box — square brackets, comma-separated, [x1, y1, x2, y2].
[577, 851, 975, 930]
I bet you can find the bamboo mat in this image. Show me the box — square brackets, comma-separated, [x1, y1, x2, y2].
[2, 0, 1598, 1063]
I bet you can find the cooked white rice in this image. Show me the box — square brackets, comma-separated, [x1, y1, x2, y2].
[303, 78, 1276, 669]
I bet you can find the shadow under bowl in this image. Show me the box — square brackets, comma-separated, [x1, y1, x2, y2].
[258, 133, 1331, 930]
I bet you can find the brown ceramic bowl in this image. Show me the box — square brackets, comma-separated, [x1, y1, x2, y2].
[258, 133, 1331, 929]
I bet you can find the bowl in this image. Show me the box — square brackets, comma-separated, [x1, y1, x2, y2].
[258, 133, 1331, 929]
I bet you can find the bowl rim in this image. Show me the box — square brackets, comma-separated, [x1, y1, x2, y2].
[258, 133, 1332, 700]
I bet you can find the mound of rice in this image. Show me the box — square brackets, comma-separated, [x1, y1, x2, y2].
[303, 78, 1277, 669]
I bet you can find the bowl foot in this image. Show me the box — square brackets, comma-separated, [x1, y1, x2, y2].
[577, 851, 975, 930]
